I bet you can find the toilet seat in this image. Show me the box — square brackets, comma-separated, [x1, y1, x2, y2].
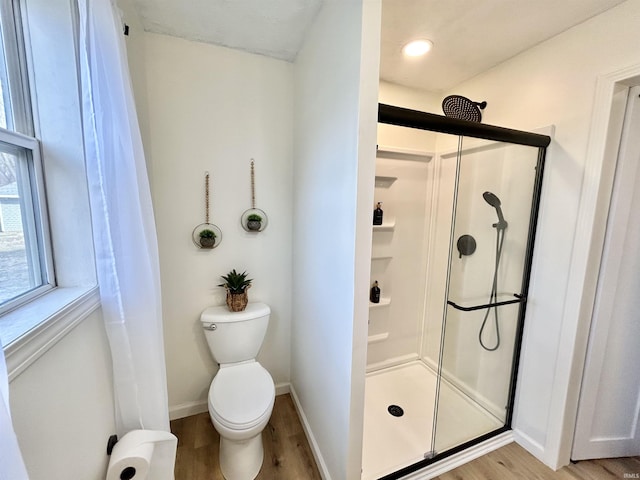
[209, 362, 275, 431]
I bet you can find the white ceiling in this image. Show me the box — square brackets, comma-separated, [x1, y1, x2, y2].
[380, 0, 627, 92]
[131, 0, 626, 91]
[131, 0, 322, 61]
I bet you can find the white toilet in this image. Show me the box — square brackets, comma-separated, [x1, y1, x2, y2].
[200, 302, 275, 480]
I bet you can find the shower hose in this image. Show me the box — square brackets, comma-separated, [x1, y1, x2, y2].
[479, 225, 506, 351]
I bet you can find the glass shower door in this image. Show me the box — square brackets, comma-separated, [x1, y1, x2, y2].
[431, 136, 543, 455]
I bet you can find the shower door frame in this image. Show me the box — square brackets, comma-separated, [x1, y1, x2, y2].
[376, 104, 551, 479]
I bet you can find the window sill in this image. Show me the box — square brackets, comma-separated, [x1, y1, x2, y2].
[2, 286, 101, 380]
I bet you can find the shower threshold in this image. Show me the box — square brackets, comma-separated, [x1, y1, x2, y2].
[361, 361, 502, 480]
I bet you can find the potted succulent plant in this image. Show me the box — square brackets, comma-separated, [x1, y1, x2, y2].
[246, 213, 263, 231]
[219, 269, 252, 312]
[199, 228, 217, 248]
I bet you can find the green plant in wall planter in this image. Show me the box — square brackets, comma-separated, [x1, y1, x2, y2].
[199, 228, 217, 248]
[246, 213, 263, 231]
[219, 269, 253, 312]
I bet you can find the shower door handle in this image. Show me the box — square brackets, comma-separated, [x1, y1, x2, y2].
[446, 294, 526, 312]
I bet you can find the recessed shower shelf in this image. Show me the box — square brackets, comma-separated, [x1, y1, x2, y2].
[375, 176, 397, 188]
[371, 255, 392, 261]
[373, 221, 395, 232]
[376, 145, 433, 163]
[367, 332, 389, 344]
[369, 297, 391, 308]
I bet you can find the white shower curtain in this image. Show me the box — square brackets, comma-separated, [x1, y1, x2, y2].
[0, 345, 28, 480]
[77, 0, 175, 477]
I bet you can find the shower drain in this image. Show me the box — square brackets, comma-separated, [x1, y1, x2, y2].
[387, 405, 404, 417]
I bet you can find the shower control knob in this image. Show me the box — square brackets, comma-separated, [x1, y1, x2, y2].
[204, 323, 217, 331]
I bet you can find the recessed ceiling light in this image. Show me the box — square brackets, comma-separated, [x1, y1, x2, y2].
[402, 39, 433, 57]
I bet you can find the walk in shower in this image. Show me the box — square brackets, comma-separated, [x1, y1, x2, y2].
[362, 104, 550, 479]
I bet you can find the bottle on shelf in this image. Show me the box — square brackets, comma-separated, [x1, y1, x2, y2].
[373, 202, 383, 225]
[370, 280, 381, 303]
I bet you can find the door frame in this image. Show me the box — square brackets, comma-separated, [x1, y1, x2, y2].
[571, 84, 640, 460]
[545, 63, 640, 468]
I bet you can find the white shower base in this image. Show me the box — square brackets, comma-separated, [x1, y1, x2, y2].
[361, 361, 502, 480]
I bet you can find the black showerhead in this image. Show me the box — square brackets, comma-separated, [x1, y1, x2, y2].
[442, 95, 487, 122]
[483, 191, 507, 229]
[483, 191, 502, 208]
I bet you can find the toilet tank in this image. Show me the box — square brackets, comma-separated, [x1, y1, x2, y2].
[200, 302, 270, 364]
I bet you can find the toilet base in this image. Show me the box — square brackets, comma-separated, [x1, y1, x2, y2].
[219, 433, 264, 480]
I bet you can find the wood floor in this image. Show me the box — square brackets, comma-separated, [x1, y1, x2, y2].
[171, 393, 322, 479]
[436, 442, 640, 480]
[172, 395, 639, 480]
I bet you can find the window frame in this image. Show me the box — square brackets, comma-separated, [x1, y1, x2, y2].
[0, 128, 54, 315]
[0, 0, 54, 316]
[0, 0, 33, 134]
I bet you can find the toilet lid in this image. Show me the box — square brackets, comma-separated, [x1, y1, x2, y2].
[210, 362, 275, 429]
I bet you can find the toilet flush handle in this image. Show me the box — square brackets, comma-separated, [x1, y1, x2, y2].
[204, 323, 217, 331]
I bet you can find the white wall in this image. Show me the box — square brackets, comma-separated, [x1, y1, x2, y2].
[119, 0, 152, 170]
[378, 81, 439, 151]
[10, 312, 115, 479]
[379, 81, 440, 114]
[141, 33, 294, 417]
[291, 0, 380, 478]
[439, 0, 640, 468]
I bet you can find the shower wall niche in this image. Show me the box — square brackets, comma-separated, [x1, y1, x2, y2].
[368, 146, 433, 370]
[367, 118, 437, 371]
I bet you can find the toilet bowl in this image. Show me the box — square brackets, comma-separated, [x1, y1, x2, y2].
[200, 303, 275, 480]
[208, 362, 275, 479]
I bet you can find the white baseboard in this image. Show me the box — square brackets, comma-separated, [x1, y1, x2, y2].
[513, 429, 545, 462]
[400, 431, 514, 479]
[169, 400, 208, 421]
[169, 382, 291, 421]
[275, 382, 290, 396]
[289, 385, 332, 480]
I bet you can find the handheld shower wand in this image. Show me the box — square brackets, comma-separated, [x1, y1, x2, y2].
[480, 191, 508, 351]
[483, 191, 508, 230]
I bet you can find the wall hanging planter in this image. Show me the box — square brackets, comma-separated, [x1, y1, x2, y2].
[192, 171, 222, 249]
[241, 159, 268, 233]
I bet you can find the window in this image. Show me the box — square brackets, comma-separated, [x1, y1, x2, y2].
[0, 0, 53, 314]
[0, 133, 51, 308]
[0, 0, 98, 375]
